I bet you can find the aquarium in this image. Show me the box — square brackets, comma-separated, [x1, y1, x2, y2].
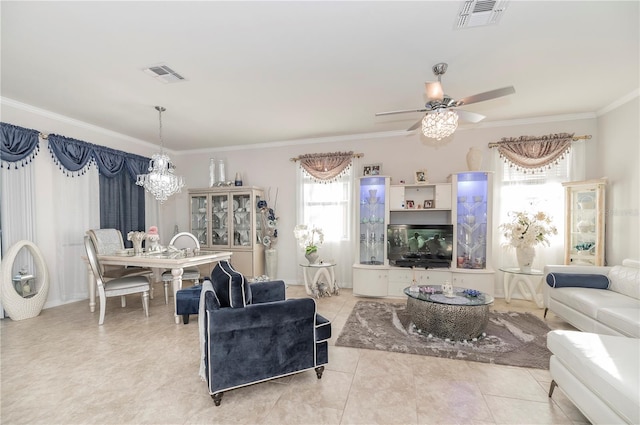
[387, 224, 453, 268]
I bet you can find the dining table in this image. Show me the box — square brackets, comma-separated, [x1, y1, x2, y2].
[89, 249, 232, 324]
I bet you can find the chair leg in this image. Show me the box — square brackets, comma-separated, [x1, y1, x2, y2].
[98, 294, 106, 326]
[212, 392, 223, 406]
[544, 307, 549, 318]
[149, 282, 154, 300]
[315, 366, 325, 379]
[142, 291, 150, 318]
[183, 315, 190, 324]
[121, 296, 126, 308]
[164, 281, 169, 305]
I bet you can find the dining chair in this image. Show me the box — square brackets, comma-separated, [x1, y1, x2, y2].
[86, 228, 155, 295]
[84, 236, 150, 325]
[161, 232, 201, 304]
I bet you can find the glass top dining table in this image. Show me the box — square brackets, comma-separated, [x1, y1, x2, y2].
[91, 250, 232, 324]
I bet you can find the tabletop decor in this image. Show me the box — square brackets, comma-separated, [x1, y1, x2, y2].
[145, 226, 162, 252]
[294, 224, 324, 264]
[127, 231, 146, 255]
[499, 210, 557, 272]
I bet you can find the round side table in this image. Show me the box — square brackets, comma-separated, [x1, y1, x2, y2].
[500, 267, 545, 308]
[300, 263, 338, 298]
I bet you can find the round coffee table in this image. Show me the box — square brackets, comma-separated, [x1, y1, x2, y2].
[404, 286, 494, 340]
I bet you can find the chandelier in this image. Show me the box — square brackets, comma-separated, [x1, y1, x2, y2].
[421, 109, 459, 141]
[136, 106, 185, 203]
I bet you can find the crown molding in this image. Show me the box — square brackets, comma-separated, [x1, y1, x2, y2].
[0, 97, 179, 155]
[596, 89, 639, 116]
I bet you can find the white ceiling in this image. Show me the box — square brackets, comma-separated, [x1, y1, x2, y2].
[2, 1, 638, 152]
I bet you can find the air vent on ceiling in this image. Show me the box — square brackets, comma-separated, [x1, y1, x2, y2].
[142, 63, 187, 84]
[455, 0, 508, 29]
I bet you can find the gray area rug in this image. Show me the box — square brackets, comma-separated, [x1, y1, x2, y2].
[336, 301, 552, 369]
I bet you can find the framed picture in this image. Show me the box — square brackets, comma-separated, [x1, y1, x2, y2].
[415, 169, 428, 184]
[424, 200, 434, 209]
[363, 163, 382, 176]
[406, 200, 415, 209]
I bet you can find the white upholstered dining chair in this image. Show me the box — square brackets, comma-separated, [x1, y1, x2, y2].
[161, 232, 201, 303]
[84, 236, 150, 325]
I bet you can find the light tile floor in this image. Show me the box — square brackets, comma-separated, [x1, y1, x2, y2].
[1, 283, 589, 425]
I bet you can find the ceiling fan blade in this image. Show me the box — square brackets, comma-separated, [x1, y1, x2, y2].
[407, 118, 423, 132]
[455, 86, 515, 106]
[456, 109, 486, 123]
[424, 81, 444, 101]
[375, 108, 427, 116]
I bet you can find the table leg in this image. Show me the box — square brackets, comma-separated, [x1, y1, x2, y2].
[171, 267, 184, 324]
[503, 273, 515, 303]
[515, 276, 545, 308]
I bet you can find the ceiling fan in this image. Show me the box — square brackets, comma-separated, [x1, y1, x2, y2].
[376, 63, 515, 138]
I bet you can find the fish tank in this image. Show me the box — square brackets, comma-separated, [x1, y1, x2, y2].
[387, 224, 454, 268]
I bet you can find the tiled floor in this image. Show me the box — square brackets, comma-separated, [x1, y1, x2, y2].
[1, 283, 588, 425]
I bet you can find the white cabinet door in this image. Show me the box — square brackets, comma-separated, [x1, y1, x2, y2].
[353, 266, 389, 297]
[451, 271, 495, 295]
[435, 184, 452, 209]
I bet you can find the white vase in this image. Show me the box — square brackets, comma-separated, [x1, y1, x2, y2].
[265, 248, 278, 279]
[466, 147, 483, 171]
[305, 251, 320, 264]
[516, 246, 535, 273]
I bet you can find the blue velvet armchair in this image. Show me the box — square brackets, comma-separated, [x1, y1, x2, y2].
[200, 261, 331, 406]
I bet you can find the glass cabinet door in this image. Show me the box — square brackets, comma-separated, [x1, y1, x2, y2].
[563, 179, 606, 266]
[454, 172, 492, 270]
[232, 193, 252, 248]
[211, 194, 229, 247]
[358, 176, 389, 265]
[190, 195, 208, 246]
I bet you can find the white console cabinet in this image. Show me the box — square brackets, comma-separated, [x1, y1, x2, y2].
[352, 265, 389, 297]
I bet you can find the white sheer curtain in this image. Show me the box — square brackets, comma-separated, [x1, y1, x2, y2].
[52, 164, 100, 302]
[0, 163, 37, 317]
[296, 166, 355, 287]
[492, 141, 586, 272]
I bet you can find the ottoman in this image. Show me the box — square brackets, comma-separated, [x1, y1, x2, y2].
[176, 285, 202, 324]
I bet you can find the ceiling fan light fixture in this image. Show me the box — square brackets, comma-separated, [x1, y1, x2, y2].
[136, 106, 185, 203]
[422, 109, 459, 140]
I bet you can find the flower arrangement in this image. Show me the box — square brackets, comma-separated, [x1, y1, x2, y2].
[257, 193, 278, 249]
[293, 224, 324, 255]
[499, 211, 558, 248]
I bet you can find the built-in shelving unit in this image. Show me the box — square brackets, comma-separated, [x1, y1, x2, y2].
[353, 173, 496, 297]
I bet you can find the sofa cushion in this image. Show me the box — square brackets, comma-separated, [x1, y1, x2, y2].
[210, 261, 251, 308]
[546, 272, 610, 289]
[547, 330, 640, 425]
[608, 261, 640, 300]
[549, 287, 639, 319]
[597, 308, 640, 338]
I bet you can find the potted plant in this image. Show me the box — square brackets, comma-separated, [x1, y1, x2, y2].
[294, 224, 324, 264]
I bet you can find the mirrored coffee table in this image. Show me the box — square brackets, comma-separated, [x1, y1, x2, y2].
[404, 285, 494, 340]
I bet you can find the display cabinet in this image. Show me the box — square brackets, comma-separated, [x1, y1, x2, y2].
[451, 172, 494, 271]
[562, 179, 606, 266]
[353, 176, 390, 296]
[189, 186, 265, 277]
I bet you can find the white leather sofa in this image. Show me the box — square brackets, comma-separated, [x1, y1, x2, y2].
[543, 259, 640, 337]
[547, 330, 640, 424]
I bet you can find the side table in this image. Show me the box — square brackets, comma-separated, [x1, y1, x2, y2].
[500, 267, 545, 308]
[300, 263, 339, 298]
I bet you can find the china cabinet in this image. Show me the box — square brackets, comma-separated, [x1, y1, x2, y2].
[353, 176, 390, 296]
[188, 186, 265, 277]
[562, 179, 606, 266]
[451, 171, 494, 271]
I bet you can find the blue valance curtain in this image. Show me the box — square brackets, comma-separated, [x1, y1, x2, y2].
[0, 123, 41, 168]
[47, 134, 150, 181]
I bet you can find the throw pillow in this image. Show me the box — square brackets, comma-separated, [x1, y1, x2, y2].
[210, 261, 252, 308]
[546, 273, 610, 289]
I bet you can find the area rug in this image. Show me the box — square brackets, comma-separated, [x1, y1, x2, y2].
[336, 301, 552, 369]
